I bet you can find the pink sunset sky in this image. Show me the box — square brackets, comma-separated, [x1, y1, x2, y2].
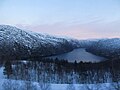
[16, 20, 120, 39]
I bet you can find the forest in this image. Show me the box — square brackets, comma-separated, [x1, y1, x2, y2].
[2, 57, 120, 84]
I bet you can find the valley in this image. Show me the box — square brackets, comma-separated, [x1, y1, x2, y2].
[0, 25, 120, 90]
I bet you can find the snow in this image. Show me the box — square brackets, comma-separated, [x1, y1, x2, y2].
[0, 66, 116, 90]
[0, 66, 118, 90]
[0, 25, 69, 48]
[0, 79, 119, 90]
[0, 25, 98, 54]
[0, 67, 4, 79]
[98, 38, 120, 50]
[0, 25, 120, 90]
[88, 38, 120, 58]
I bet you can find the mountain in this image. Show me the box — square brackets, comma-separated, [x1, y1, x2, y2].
[86, 38, 120, 59]
[0, 25, 103, 61]
[0, 25, 78, 60]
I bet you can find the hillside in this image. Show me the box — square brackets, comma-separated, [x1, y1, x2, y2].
[0, 25, 76, 60]
[86, 38, 120, 59]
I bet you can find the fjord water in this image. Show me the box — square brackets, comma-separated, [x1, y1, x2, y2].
[49, 48, 106, 62]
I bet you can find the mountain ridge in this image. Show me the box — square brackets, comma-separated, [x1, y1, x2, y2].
[0, 25, 77, 60]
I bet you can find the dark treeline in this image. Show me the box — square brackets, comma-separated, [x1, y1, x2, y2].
[3, 58, 120, 84]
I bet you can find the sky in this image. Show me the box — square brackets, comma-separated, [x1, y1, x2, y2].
[0, 0, 120, 39]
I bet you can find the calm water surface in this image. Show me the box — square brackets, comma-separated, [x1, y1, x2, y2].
[49, 48, 106, 62]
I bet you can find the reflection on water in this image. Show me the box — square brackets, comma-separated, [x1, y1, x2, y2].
[48, 48, 106, 62]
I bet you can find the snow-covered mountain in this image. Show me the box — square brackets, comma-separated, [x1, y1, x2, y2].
[86, 38, 120, 59]
[0, 25, 69, 48]
[0, 25, 110, 60]
[0, 25, 77, 60]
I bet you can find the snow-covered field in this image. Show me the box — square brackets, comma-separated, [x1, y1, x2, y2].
[0, 79, 119, 90]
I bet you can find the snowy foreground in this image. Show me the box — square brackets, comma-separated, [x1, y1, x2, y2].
[0, 79, 119, 90]
[0, 66, 120, 90]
